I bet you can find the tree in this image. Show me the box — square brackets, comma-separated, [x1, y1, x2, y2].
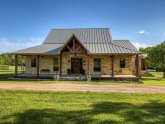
[139, 47, 153, 69]
[0, 53, 25, 66]
[0, 56, 5, 65]
[148, 43, 165, 78]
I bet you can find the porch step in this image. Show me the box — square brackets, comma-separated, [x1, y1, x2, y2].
[60, 75, 87, 81]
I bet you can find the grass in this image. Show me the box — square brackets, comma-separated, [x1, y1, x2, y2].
[0, 66, 165, 86]
[140, 72, 165, 86]
[0, 90, 165, 124]
[0, 67, 165, 123]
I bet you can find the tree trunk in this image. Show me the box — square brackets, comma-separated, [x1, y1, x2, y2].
[163, 71, 165, 78]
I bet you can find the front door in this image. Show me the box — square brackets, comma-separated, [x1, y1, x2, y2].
[71, 58, 82, 74]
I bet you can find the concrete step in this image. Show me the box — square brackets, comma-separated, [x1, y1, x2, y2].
[60, 76, 87, 81]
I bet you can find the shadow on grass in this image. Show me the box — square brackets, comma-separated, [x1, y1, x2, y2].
[0, 73, 15, 81]
[1, 101, 165, 124]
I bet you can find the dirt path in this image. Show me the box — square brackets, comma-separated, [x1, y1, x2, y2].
[0, 83, 165, 93]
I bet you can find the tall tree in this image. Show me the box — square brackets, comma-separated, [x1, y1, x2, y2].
[148, 43, 165, 78]
[139, 47, 153, 68]
[0, 53, 25, 66]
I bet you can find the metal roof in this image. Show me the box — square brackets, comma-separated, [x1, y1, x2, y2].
[84, 43, 140, 54]
[43, 28, 112, 44]
[113, 40, 139, 52]
[13, 44, 62, 54]
[13, 28, 141, 54]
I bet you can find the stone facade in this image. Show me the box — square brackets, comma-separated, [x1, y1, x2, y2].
[88, 55, 112, 75]
[25, 54, 137, 76]
[25, 55, 58, 74]
[88, 55, 136, 76]
[62, 54, 88, 75]
[113, 55, 136, 75]
[25, 56, 37, 74]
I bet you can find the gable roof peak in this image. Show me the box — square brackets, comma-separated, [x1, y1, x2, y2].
[43, 28, 112, 44]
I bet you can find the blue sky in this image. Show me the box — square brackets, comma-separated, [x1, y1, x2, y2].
[0, 0, 165, 53]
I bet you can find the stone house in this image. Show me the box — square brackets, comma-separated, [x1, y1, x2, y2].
[13, 28, 142, 81]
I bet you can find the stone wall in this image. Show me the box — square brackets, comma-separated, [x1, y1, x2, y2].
[25, 54, 137, 76]
[25, 55, 58, 74]
[88, 55, 112, 75]
[61, 54, 88, 75]
[88, 55, 136, 76]
[25, 56, 37, 74]
[113, 55, 136, 75]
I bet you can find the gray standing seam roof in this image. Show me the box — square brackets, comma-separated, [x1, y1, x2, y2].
[43, 28, 112, 44]
[13, 28, 140, 54]
[113, 40, 139, 52]
[13, 44, 62, 54]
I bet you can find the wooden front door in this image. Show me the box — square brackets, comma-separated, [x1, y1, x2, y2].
[71, 58, 83, 74]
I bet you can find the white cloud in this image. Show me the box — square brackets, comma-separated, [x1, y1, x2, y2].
[136, 29, 150, 35]
[131, 41, 153, 49]
[0, 37, 43, 53]
[163, 33, 165, 36]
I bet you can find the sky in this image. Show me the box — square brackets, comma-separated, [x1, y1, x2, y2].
[0, 0, 165, 53]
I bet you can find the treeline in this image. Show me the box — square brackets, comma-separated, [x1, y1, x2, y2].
[0, 53, 25, 66]
[140, 41, 165, 77]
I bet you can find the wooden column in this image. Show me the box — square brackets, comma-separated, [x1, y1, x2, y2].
[60, 54, 62, 76]
[15, 55, 18, 77]
[73, 38, 75, 51]
[37, 55, 40, 78]
[58, 56, 60, 75]
[87, 54, 89, 74]
[111, 55, 114, 77]
[136, 55, 139, 77]
[73, 38, 76, 57]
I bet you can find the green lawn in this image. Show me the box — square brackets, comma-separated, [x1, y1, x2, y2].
[0, 66, 165, 86]
[140, 72, 165, 86]
[0, 90, 165, 124]
[0, 68, 165, 123]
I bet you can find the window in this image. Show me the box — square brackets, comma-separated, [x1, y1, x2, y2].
[120, 58, 125, 68]
[31, 58, 37, 67]
[53, 58, 59, 71]
[94, 58, 101, 72]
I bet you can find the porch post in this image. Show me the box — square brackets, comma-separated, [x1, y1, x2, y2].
[87, 54, 89, 74]
[15, 54, 18, 77]
[37, 55, 39, 78]
[139, 56, 141, 77]
[136, 55, 139, 77]
[60, 54, 62, 76]
[73, 38, 75, 51]
[111, 55, 114, 77]
[73, 38, 76, 56]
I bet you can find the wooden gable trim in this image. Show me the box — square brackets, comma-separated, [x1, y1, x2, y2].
[59, 34, 90, 54]
[66, 45, 73, 52]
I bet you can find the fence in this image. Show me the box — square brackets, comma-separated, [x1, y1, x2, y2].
[0, 65, 25, 71]
[0, 65, 9, 70]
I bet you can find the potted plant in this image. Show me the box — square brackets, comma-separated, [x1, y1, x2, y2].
[67, 69, 71, 75]
[82, 69, 85, 75]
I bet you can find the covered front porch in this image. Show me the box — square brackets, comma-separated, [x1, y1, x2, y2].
[14, 53, 141, 82]
[13, 35, 141, 82]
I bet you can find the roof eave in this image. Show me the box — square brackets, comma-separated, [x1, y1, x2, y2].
[11, 53, 60, 56]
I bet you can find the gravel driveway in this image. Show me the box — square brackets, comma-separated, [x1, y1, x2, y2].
[0, 83, 165, 93]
